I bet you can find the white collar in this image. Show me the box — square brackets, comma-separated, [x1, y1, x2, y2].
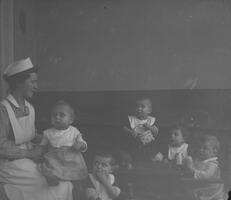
[6, 94, 23, 108]
[169, 143, 188, 150]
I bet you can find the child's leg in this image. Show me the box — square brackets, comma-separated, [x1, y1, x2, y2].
[140, 141, 157, 161]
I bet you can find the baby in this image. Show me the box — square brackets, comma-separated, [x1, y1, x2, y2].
[153, 125, 188, 166]
[184, 134, 226, 200]
[39, 100, 88, 185]
[125, 97, 158, 145]
[84, 151, 121, 200]
[123, 97, 158, 160]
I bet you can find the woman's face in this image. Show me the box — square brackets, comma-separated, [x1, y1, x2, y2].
[21, 73, 38, 98]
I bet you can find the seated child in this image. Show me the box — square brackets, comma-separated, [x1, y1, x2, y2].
[153, 124, 188, 166]
[123, 97, 158, 160]
[39, 100, 88, 185]
[183, 134, 226, 200]
[83, 151, 121, 200]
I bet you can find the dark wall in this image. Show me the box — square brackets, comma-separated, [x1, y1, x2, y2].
[14, 0, 36, 61]
[33, 89, 231, 130]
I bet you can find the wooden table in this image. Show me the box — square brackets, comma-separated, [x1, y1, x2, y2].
[117, 162, 196, 200]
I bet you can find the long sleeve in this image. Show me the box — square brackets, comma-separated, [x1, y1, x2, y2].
[0, 104, 27, 159]
[194, 162, 219, 180]
[78, 134, 87, 152]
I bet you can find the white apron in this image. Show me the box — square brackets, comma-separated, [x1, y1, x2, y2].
[0, 95, 73, 200]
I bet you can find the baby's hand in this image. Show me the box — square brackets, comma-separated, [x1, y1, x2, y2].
[124, 126, 137, 137]
[143, 123, 152, 130]
[96, 170, 109, 184]
[140, 132, 154, 145]
[143, 124, 158, 137]
[73, 140, 84, 151]
[152, 152, 164, 162]
[183, 156, 193, 168]
[85, 188, 98, 200]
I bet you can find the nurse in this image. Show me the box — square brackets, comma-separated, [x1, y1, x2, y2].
[0, 58, 73, 200]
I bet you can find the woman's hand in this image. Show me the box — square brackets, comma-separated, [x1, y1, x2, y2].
[26, 145, 44, 160]
[45, 175, 60, 186]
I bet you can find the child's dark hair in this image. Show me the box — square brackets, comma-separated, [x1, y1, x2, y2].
[52, 100, 75, 120]
[94, 149, 116, 166]
[170, 124, 190, 141]
[136, 97, 152, 106]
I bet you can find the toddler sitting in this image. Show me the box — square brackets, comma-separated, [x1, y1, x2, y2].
[83, 151, 121, 200]
[183, 134, 226, 200]
[39, 100, 88, 185]
[123, 97, 158, 160]
[153, 125, 188, 166]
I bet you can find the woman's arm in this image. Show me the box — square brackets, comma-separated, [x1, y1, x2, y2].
[31, 130, 43, 144]
[0, 106, 27, 159]
[0, 105, 43, 160]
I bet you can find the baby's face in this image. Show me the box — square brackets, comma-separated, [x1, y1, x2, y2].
[135, 99, 152, 120]
[170, 129, 185, 147]
[51, 105, 73, 130]
[93, 155, 112, 175]
[198, 141, 217, 160]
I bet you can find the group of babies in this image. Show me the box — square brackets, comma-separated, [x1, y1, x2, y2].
[38, 97, 227, 200]
[123, 97, 227, 200]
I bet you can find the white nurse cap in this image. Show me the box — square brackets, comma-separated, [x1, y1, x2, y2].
[4, 57, 34, 77]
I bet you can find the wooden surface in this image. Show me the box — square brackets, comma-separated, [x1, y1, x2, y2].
[117, 162, 224, 200]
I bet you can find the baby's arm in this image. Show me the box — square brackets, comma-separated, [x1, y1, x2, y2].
[184, 156, 218, 179]
[193, 163, 218, 180]
[73, 133, 87, 152]
[97, 172, 120, 199]
[84, 176, 101, 200]
[123, 126, 137, 137]
[85, 188, 98, 200]
[143, 123, 158, 137]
